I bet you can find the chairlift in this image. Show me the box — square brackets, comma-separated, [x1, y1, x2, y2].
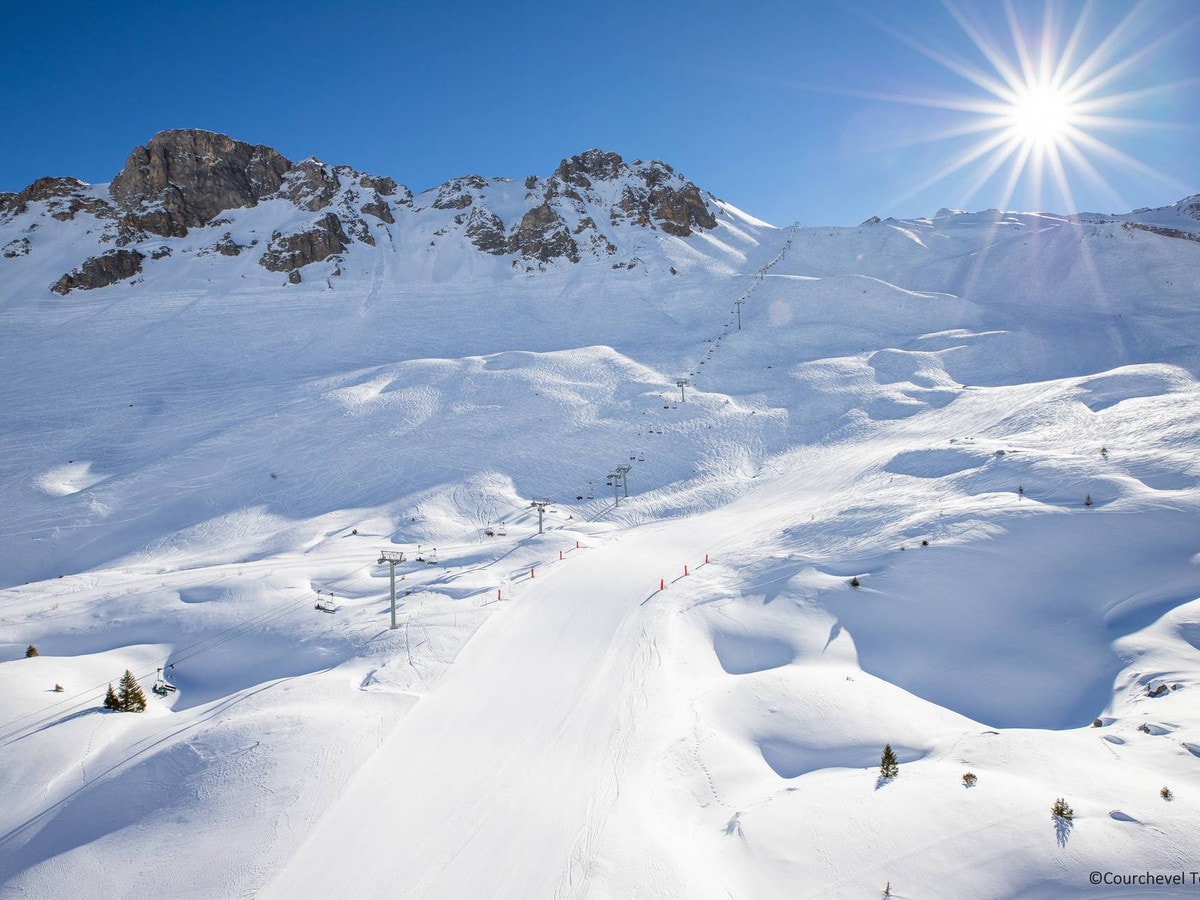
[415, 545, 425, 562]
[427, 549, 438, 565]
[496, 523, 507, 536]
[152, 666, 177, 696]
[484, 524, 495, 537]
[315, 589, 337, 614]
[637, 452, 644, 462]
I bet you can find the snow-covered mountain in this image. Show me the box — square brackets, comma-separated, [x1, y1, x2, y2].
[0, 129, 754, 299]
[2, 131, 1200, 898]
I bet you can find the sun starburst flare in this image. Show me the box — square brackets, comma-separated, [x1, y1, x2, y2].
[864, 0, 1197, 216]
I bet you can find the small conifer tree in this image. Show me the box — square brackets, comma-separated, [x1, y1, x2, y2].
[850, 575, 861, 588]
[116, 669, 147, 712]
[1084, 494, 1093, 507]
[880, 744, 899, 779]
[1051, 797, 1073, 821]
[1161, 786, 1173, 801]
[25, 644, 38, 658]
[103, 684, 119, 710]
[962, 772, 978, 787]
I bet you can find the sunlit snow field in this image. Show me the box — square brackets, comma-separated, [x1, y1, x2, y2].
[3, 197, 1200, 898]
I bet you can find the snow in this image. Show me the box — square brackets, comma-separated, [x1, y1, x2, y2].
[3, 183, 1200, 898]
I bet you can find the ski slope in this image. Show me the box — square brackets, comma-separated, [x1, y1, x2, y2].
[3, 191, 1200, 898]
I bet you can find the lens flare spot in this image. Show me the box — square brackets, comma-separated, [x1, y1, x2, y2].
[768, 300, 793, 327]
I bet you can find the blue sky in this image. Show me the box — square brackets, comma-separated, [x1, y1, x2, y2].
[2, 0, 1196, 225]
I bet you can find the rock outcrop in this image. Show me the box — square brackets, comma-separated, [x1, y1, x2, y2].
[110, 130, 291, 237]
[51, 249, 145, 294]
[502, 149, 718, 266]
[280, 159, 340, 212]
[510, 202, 580, 263]
[0, 176, 114, 224]
[258, 214, 350, 272]
[5, 131, 732, 292]
[464, 208, 508, 255]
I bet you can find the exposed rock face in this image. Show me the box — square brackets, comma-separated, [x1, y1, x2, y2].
[553, 149, 624, 188]
[510, 202, 579, 263]
[1122, 221, 1200, 244]
[1, 176, 115, 224]
[433, 176, 488, 210]
[608, 158, 717, 237]
[3, 237, 31, 258]
[502, 149, 719, 265]
[110, 130, 292, 236]
[0, 192, 20, 221]
[359, 174, 398, 196]
[207, 233, 244, 256]
[280, 159, 340, 212]
[361, 197, 395, 223]
[5, 131, 730, 290]
[259, 214, 349, 272]
[465, 208, 508, 255]
[51, 248, 144, 294]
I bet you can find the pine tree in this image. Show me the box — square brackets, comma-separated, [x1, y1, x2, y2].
[103, 684, 119, 710]
[25, 644, 38, 657]
[1051, 797, 1073, 821]
[880, 744, 899, 779]
[116, 669, 147, 712]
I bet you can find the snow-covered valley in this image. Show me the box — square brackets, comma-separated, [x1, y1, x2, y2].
[3, 134, 1200, 897]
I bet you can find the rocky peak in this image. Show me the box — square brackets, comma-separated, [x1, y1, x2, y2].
[553, 149, 625, 188]
[110, 129, 292, 235]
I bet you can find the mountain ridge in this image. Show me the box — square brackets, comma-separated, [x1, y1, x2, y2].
[0, 128, 749, 294]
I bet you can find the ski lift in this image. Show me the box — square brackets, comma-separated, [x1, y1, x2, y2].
[315, 589, 337, 614]
[415, 545, 425, 562]
[484, 524, 495, 537]
[152, 666, 177, 696]
[496, 522, 507, 536]
[637, 452, 644, 462]
[427, 549, 438, 565]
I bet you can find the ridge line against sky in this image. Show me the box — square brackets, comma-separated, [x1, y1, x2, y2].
[2, 0, 1196, 226]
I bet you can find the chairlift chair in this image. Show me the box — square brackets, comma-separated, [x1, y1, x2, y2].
[496, 523, 507, 536]
[315, 590, 337, 614]
[151, 667, 177, 696]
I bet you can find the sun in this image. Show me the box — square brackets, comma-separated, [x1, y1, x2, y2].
[851, 1, 1194, 216]
[1005, 82, 1076, 149]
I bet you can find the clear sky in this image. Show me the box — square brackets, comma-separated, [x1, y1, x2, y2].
[2, 0, 1196, 226]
